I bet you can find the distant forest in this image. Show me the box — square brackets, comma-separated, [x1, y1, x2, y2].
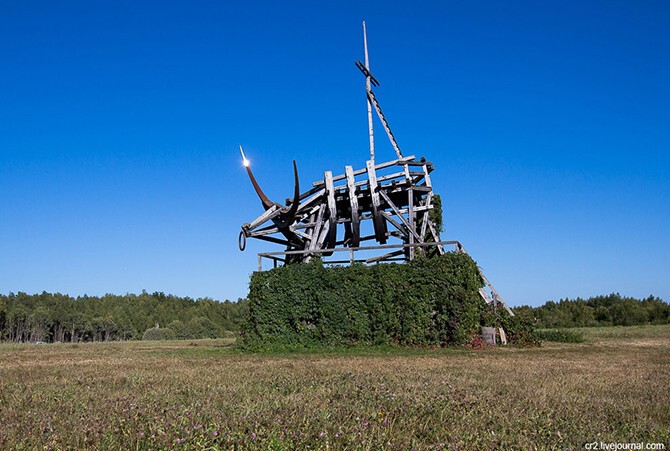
[0, 291, 667, 343]
[514, 293, 669, 328]
[0, 291, 248, 343]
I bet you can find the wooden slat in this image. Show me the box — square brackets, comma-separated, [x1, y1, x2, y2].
[245, 205, 279, 231]
[345, 165, 360, 247]
[379, 190, 422, 242]
[420, 192, 432, 241]
[426, 219, 444, 255]
[408, 184, 415, 260]
[311, 156, 417, 187]
[296, 189, 325, 212]
[308, 203, 326, 250]
[366, 89, 403, 158]
[324, 171, 338, 249]
[381, 211, 409, 238]
[366, 159, 387, 244]
[365, 249, 404, 263]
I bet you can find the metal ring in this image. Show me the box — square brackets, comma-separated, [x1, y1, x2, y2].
[238, 230, 247, 251]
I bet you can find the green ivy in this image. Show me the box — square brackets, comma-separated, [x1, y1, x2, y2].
[241, 252, 489, 349]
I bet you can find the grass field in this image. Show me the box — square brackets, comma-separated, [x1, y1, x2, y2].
[0, 325, 668, 450]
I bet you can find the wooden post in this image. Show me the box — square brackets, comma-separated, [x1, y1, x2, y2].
[363, 21, 375, 163]
[345, 165, 360, 246]
[408, 187, 415, 260]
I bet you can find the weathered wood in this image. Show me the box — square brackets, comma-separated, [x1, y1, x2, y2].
[244, 205, 279, 231]
[308, 202, 326, 250]
[249, 227, 280, 237]
[316, 220, 331, 249]
[239, 28, 511, 314]
[254, 235, 290, 246]
[345, 165, 360, 247]
[426, 219, 445, 255]
[378, 190, 421, 242]
[408, 184, 415, 260]
[422, 163, 432, 188]
[376, 170, 411, 183]
[419, 192, 432, 241]
[365, 249, 404, 263]
[324, 171, 338, 251]
[312, 156, 416, 187]
[478, 271, 515, 316]
[366, 159, 387, 244]
[366, 89, 403, 159]
[408, 185, 432, 192]
[381, 211, 409, 238]
[363, 21, 376, 162]
[296, 189, 325, 212]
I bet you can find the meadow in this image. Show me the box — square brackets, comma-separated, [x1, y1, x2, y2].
[0, 325, 668, 450]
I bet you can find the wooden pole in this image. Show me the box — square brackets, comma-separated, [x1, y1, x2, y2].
[363, 21, 375, 163]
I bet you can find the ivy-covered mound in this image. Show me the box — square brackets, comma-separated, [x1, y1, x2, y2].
[242, 252, 495, 349]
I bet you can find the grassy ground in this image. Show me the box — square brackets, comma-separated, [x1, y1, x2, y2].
[0, 326, 668, 450]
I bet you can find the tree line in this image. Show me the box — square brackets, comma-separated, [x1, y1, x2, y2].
[0, 291, 248, 343]
[513, 293, 669, 328]
[1, 290, 667, 344]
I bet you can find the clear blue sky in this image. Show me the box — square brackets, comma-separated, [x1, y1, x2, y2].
[1, 1, 668, 306]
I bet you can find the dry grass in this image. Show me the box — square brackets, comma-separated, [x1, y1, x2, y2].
[0, 327, 668, 450]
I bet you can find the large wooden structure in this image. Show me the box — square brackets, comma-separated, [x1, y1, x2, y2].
[238, 23, 513, 315]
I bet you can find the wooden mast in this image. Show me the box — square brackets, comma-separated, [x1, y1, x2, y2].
[363, 21, 375, 163]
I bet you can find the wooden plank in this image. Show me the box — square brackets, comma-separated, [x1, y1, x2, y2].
[316, 220, 331, 249]
[408, 185, 432, 192]
[378, 190, 421, 241]
[254, 235, 290, 246]
[297, 185, 325, 201]
[345, 165, 360, 247]
[288, 228, 313, 240]
[408, 185, 415, 260]
[311, 156, 417, 187]
[376, 170, 409, 183]
[365, 249, 404, 263]
[381, 211, 409, 238]
[420, 192, 432, 241]
[296, 189, 325, 212]
[308, 203, 326, 250]
[291, 222, 316, 230]
[249, 227, 279, 237]
[422, 163, 432, 188]
[426, 219, 445, 255]
[404, 160, 433, 167]
[324, 171, 338, 249]
[366, 159, 387, 244]
[366, 89, 403, 158]
[245, 205, 279, 231]
[479, 272, 515, 316]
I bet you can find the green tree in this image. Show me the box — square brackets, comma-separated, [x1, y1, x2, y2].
[166, 320, 193, 340]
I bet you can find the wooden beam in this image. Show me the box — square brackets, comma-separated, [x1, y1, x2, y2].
[365, 249, 404, 263]
[308, 203, 326, 250]
[245, 205, 279, 231]
[380, 211, 409, 238]
[366, 159, 387, 243]
[345, 165, 360, 246]
[296, 189, 325, 212]
[324, 171, 338, 249]
[420, 192, 432, 241]
[378, 190, 422, 242]
[312, 156, 416, 187]
[408, 185, 415, 259]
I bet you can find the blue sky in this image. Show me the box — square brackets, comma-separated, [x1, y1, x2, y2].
[1, 1, 668, 306]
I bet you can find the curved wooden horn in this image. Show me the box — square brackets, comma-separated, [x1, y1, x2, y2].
[245, 165, 274, 210]
[285, 160, 300, 217]
[245, 159, 300, 219]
